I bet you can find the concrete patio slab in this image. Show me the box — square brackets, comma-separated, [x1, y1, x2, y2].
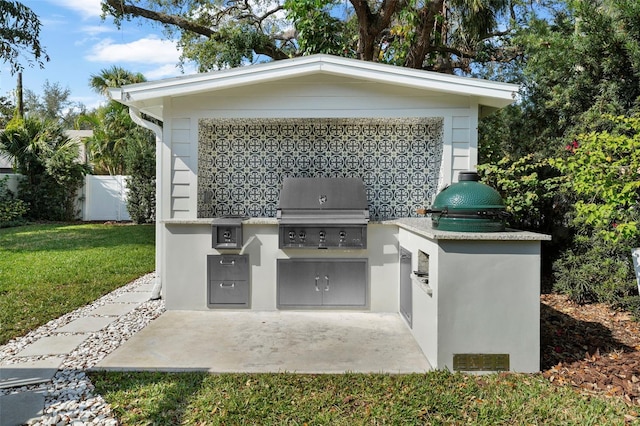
[94, 311, 431, 374]
[133, 283, 155, 292]
[0, 358, 62, 389]
[90, 303, 138, 317]
[15, 334, 88, 357]
[110, 292, 152, 304]
[56, 316, 116, 333]
[0, 390, 45, 426]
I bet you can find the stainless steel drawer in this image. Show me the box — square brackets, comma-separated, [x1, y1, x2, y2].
[208, 255, 249, 281]
[207, 254, 250, 308]
[209, 280, 249, 307]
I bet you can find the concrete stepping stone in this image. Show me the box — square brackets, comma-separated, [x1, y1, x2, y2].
[90, 303, 138, 316]
[0, 390, 45, 426]
[15, 334, 88, 357]
[111, 292, 151, 303]
[0, 358, 62, 389]
[56, 316, 115, 333]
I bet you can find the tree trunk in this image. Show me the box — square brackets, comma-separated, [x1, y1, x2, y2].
[404, 0, 443, 70]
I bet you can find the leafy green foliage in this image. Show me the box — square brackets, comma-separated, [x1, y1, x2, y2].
[0, 175, 27, 227]
[125, 132, 156, 224]
[553, 234, 638, 308]
[478, 154, 563, 232]
[23, 80, 86, 128]
[284, 0, 354, 56]
[0, 117, 89, 220]
[0, 223, 155, 344]
[552, 115, 640, 244]
[550, 115, 640, 308]
[102, 0, 527, 74]
[504, 0, 640, 152]
[0, 0, 49, 74]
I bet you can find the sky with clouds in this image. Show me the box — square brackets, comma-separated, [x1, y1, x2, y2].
[0, 0, 195, 110]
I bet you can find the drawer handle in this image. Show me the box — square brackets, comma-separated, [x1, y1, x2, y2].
[324, 275, 330, 292]
[315, 276, 320, 292]
[219, 282, 235, 288]
[219, 259, 235, 265]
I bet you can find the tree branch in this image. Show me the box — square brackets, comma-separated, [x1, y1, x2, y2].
[104, 0, 215, 38]
[103, 0, 289, 61]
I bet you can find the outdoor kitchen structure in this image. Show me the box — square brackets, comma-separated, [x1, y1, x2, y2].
[110, 54, 550, 373]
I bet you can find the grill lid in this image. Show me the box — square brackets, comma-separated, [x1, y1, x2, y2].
[277, 177, 369, 223]
[428, 171, 506, 232]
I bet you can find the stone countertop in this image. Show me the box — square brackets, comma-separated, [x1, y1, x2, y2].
[161, 218, 278, 225]
[161, 217, 552, 241]
[386, 218, 552, 241]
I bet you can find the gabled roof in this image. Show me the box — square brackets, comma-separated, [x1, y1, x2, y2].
[110, 54, 519, 121]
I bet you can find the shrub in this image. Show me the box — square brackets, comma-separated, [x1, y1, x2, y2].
[124, 131, 155, 224]
[553, 233, 640, 312]
[0, 175, 28, 227]
[0, 118, 89, 221]
[551, 115, 640, 307]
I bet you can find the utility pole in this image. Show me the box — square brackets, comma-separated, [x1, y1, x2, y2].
[16, 72, 24, 119]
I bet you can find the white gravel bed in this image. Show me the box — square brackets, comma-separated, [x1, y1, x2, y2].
[0, 273, 166, 425]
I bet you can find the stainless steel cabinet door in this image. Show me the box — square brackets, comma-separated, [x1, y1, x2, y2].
[399, 248, 412, 327]
[277, 260, 323, 307]
[277, 259, 367, 308]
[320, 260, 367, 307]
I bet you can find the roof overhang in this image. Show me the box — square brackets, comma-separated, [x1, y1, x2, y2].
[109, 54, 519, 121]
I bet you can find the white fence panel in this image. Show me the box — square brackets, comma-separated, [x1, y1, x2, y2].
[83, 175, 131, 221]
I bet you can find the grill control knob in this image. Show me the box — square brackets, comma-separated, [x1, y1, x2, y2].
[223, 230, 232, 242]
[339, 231, 346, 242]
[299, 231, 306, 242]
[288, 231, 296, 241]
[319, 230, 326, 243]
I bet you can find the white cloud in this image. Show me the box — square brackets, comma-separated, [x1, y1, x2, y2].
[144, 62, 199, 80]
[85, 36, 181, 64]
[52, 0, 103, 19]
[80, 25, 114, 37]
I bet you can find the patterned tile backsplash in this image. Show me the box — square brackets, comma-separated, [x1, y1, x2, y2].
[197, 118, 444, 220]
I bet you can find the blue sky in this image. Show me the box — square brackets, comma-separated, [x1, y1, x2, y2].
[0, 0, 195, 111]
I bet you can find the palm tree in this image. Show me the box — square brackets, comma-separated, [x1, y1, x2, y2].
[83, 66, 148, 174]
[0, 117, 54, 182]
[89, 65, 146, 97]
[0, 117, 89, 220]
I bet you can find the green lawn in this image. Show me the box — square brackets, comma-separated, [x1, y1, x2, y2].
[0, 223, 155, 345]
[90, 371, 637, 425]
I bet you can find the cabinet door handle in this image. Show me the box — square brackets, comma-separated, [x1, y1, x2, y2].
[219, 282, 235, 288]
[315, 275, 320, 292]
[219, 259, 235, 265]
[324, 275, 330, 291]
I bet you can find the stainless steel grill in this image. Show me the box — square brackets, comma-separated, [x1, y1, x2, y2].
[277, 177, 369, 249]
